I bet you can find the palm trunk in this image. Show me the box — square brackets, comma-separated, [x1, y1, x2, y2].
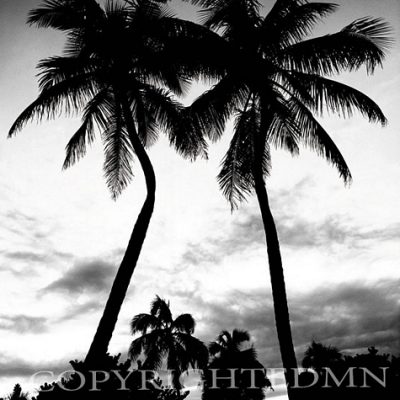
[253, 172, 298, 394]
[253, 103, 297, 397]
[85, 92, 156, 366]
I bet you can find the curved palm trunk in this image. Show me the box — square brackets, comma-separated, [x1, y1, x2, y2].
[253, 172, 297, 394]
[253, 106, 298, 397]
[85, 93, 156, 366]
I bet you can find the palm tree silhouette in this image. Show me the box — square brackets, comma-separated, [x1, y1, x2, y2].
[8, 0, 207, 365]
[203, 329, 270, 400]
[129, 295, 208, 390]
[183, 0, 391, 393]
[302, 341, 342, 375]
[208, 329, 251, 357]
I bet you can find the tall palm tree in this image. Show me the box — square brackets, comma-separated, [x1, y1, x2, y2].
[183, 0, 391, 394]
[8, 0, 208, 365]
[129, 295, 208, 389]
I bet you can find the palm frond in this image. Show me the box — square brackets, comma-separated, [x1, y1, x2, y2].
[28, 0, 104, 31]
[150, 295, 173, 325]
[104, 0, 131, 16]
[169, 111, 209, 161]
[172, 314, 196, 334]
[129, 331, 165, 370]
[139, 56, 190, 98]
[284, 72, 387, 125]
[63, 88, 111, 169]
[102, 100, 134, 199]
[142, 333, 166, 370]
[281, 17, 392, 75]
[129, 335, 146, 361]
[28, 0, 82, 29]
[344, 17, 393, 52]
[175, 333, 209, 369]
[140, 85, 208, 160]
[261, 2, 338, 50]
[240, 346, 258, 362]
[130, 92, 159, 148]
[187, 76, 250, 142]
[9, 73, 99, 137]
[37, 56, 98, 91]
[218, 113, 255, 209]
[131, 313, 159, 335]
[288, 97, 352, 183]
[218, 103, 271, 210]
[167, 340, 192, 389]
[63, 118, 94, 169]
[131, 0, 167, 23]
[198, 0, 262, 42]
[216, 330, 231, 348]
[156, 17, 229, 82]
[208, 341, 224, 357]
[231, 329, 251, 347]
[266, 95, 301, 156]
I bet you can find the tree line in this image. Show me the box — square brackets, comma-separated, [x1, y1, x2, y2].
[2, 296, 399, 399]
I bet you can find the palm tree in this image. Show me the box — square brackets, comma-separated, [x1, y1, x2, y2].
[129, 295, 208, 390]
[208, 329, 252, 358]
[203, 329, 271, 400]
[302, 341, 343, 375]
[183, 0, 391, 393]
[8, 0, 208, 365]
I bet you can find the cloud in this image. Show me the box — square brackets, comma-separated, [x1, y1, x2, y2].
[0, 209, 74, 276]
[1, 210, 42, 238]
[199, 207, 400, 257]
[58, 300, 104, 322]
[3, 251, 50, 263]
[178, 213, 265, 268]
[169, 279, 400, 368]
[0, 315, 47, 334]
[41, 259, 115, 296]
[291, 279, 400, 355]
[180, 243, 220, 267]
[277, 215, 400, 250]
[0, 357, 69, 378]
[4, 210, 37, 224]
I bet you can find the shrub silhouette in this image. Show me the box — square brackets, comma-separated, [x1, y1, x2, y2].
[31, 353, 188, 400]
[3, 384, 28, 400]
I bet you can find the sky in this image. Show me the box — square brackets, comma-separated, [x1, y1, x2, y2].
[0, 0, 399, 399]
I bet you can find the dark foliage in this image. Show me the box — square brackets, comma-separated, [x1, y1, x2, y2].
[2, 384, 28, 400]
[31, 354, 189, 400]
[202, 330, 272, 400]
[129, 296, 208, 390]
[291, 343, 400, 400]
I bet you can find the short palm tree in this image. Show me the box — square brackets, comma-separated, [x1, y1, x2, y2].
[203, 329, 270, 400]
[209, 329, 251, 358]
[8, 0, 208, 365]
[302, 341, 342, 375]
[129, 295, 208, 390]
[183, 0, 391, 394]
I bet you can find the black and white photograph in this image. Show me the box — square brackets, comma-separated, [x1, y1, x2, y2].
[0, 1, 399, 399]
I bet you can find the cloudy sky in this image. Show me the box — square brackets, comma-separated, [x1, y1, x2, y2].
[0, 0, 399, 399]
